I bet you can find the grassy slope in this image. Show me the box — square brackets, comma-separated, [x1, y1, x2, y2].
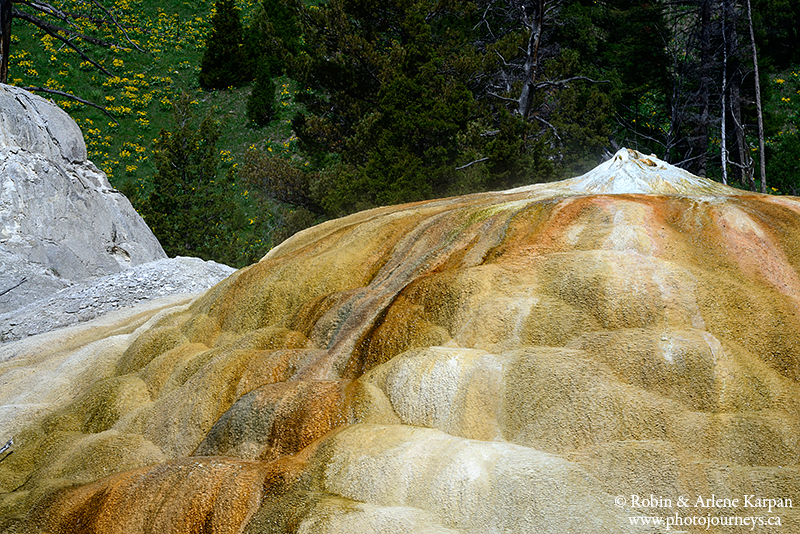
[6, 0, 301, 263]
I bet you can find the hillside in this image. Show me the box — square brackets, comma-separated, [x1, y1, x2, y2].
[5, 0, 299, 265]
[4, 0, 799, 270]
[5, 0, 292, 181]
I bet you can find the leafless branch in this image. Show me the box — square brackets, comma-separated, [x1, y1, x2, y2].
[474, 1, 496, 39]
[89, 0, 145, 52]
[12, 9, 114, 76]
[613, 114, 665, 145]
[456, 157, 489, 170]
[21, 86, 119, 124]
[533, 75, 610, 90]
[543, 0, 561, 19]
[16, 0, 69, 20]
[671, 153, 706, 167]
[531, 114, 561, 141]
[487, 91, 518, 103]
[12, 4, 113, 46]
[492, 48, 510, 66]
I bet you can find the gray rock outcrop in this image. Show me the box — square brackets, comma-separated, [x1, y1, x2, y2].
[0, 83, 167, 314]
[0, 256, 235, 343]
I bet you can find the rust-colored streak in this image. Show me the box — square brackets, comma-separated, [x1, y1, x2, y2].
[194, 380, 350, 462]
[30, 458, 269, 534]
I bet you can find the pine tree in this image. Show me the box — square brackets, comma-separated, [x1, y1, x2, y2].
[199, 0, 250, 90]
[245, 0, 302, 77]
[141, 94, 246, 265]
[247, 62, 277, 127]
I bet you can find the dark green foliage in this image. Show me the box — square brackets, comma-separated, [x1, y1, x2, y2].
[261, 0, 302, 55]
[289, 0, 668, 216]
[140, 94, 250, 266]
[767, 133, 800, 195]
[481, 112, 552, 190]
[594, 0, 669, 100]
[247, 63, 277, 126]
[556, 0, 669, 160]
[199, 0, 250, 90]
[272, 207, 316, 244]
[240, 149, 317, 209]
[327, 66, 477, 211]
[290, 0, 491, 215]
[544, 49, 614, 176]
[238, 148, 319, 244]
[752, 0, 800, 69]
[245, 0, 302, 77]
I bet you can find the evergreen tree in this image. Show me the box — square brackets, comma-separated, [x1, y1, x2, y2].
[247, 62, 278, 126]
[245, 0, 302, 77]
[199, 0, 250, 90]
[292, 0, 628, 215]
[285, 0, 796, 210]
[291, 0, 485, 215]
[141, 94, 246, 265]
[262, 0, 301, 54]
[751, 0, 800, 70]
[768, 132, 800, 196]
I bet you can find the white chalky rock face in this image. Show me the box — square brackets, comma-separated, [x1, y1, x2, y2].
[0, 84, 166, 314]
[1, 147, 800, 533]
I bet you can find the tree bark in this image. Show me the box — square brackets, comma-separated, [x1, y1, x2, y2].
[745, 0, 767, 193]
[518, 0, 545, 120]
[730, 73, 755, 189]
[720, 0, 728, 185]
[723, 0, 745, 188]
[0, 0, 11, 84]
[694, 0, 712, 177]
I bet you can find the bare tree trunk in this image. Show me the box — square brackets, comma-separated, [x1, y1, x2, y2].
[729, 61, 755, 189]
[730, 75, 755, 189]
[693, 0, 713, 177]
[518, 0, 545, 121]
[745, 0, 766, 193]
[720, 0, 728, 185]
[0, 0, 11, 84]
[723, 0, 747, 188]
[663, 6, 688, 164]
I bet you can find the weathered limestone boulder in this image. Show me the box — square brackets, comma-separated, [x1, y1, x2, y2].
[0, 84, 166, 314]
[0, 149, 798, 533]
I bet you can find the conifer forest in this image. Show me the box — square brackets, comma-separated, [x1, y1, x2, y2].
[1, 0, 798, 266]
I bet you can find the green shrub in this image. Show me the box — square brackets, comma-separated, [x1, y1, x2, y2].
[245, 0, 302, 77]
[767, 132, 800, 195]
[240, 148, 317, 209]
[273, 206, 316, 244]
[199, 0, 250, 90]
[140, 94, 249, 265]
[247, 63, 277, 127]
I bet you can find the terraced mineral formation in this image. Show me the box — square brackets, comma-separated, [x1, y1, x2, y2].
[1, 149, 799, 533]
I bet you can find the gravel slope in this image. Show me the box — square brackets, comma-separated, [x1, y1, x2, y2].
[0, 256, 235, 343]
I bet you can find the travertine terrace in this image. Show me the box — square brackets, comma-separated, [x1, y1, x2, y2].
[1, 149, 798, 533]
